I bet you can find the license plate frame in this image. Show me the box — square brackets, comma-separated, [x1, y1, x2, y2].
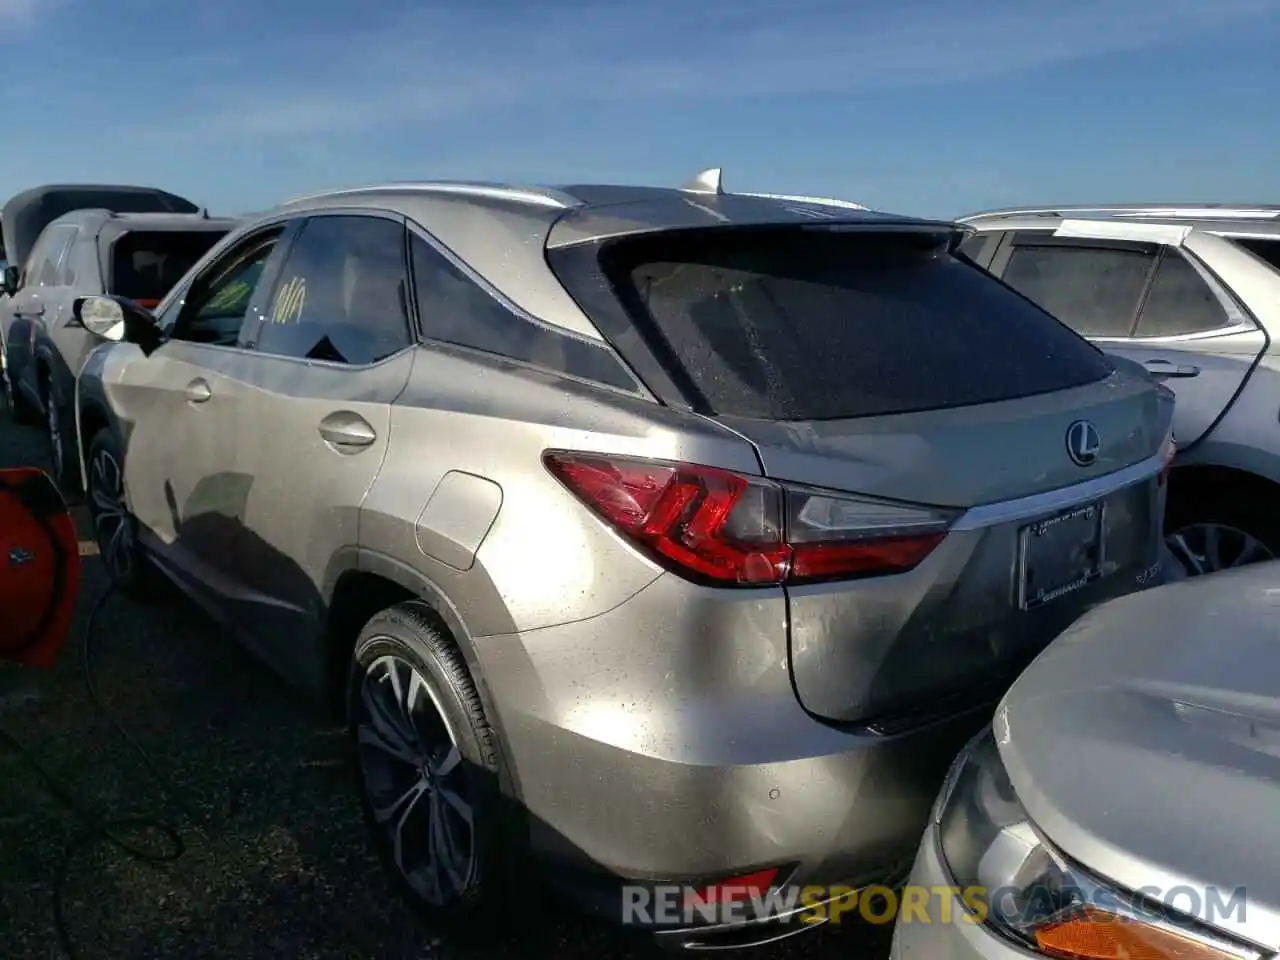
[1018, 500, 1106, 610]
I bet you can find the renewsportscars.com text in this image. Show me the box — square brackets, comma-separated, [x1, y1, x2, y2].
[622, 883, 1248, 928]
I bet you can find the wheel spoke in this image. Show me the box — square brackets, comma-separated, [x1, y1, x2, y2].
[434, 744, 461, 777]
[356, 654, 475, 906]
[375, 776, 427, 826]
[1204, 525, 1223, 571]
[107, 519, 130, 572]
[357, 720, 418, 766]
[1233, 536, 1267, 567]
[1167, 533, 1205, 576]
[361, 680, 418, 757]
[91, 485, 120, 514]
[389, 781, 430, 884]
[438, 782, 473, 829]
[429, 791, 467, 893]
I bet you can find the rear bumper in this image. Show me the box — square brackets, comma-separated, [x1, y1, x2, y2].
[470, 573, 992, 932]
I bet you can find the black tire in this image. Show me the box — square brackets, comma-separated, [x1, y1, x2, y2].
[1165, 487, 1280, 577]
[1, 347, 37, 424]
[85, 429, 164, 599]
[40, 375, 81, 498]
[348, 602, 523, 940]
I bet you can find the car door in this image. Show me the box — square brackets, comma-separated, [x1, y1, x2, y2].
[210, 211, 416, 685]
[990, 221, 1265, 449]
[110, 224, 296, 614]
[10, 226, 77, 404]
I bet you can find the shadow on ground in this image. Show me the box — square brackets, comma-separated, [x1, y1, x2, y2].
[0, 418, 894, 959]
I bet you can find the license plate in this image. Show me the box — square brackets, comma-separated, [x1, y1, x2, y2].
[1018, 501, 1105, 609]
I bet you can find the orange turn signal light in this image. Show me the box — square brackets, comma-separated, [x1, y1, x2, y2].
[1036, 906, 1243, 960]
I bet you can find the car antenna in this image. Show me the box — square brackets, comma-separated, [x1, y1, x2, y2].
[681, 167, 724, 195]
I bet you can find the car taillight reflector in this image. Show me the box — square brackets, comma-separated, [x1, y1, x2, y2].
[543, 451, 957, 586]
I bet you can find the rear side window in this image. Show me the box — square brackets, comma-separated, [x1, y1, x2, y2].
[111, 231, 229, 308]
[606, 228, 1114, 421]
[410, 233, 642, 392]
[1131, 253, 1232, 338]
[1001, 244, 1154, 338]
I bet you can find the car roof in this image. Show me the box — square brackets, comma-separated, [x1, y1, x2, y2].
[248, 170, 952, 341]
[958, 203, 1280, 238]
[49, 209, 240, 230]
[0, 183, 203, 266]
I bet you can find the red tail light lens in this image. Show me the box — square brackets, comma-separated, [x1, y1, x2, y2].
[543, 451, 956, 586]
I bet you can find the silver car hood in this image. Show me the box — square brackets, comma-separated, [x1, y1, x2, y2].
[997, 560, 1280, 952]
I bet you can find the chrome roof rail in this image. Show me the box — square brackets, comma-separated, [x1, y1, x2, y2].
[739, 192, 868, 210]
[283, 181, 579, 209]
[961, 203, 1280, 222]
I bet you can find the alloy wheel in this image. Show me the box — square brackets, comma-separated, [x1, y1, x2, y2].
[88, 446, 135, 580]
[356, 654, 475, 906]
[1165, 523, 1275, 577]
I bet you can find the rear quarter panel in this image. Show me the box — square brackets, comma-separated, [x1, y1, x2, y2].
[359, 344, 762, 639]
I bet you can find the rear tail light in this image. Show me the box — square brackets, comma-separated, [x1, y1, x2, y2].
[543, 451, 957, 586]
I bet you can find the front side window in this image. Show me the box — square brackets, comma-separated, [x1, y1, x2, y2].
[170, 231, 282, 345]
[256, 215, 410, 365]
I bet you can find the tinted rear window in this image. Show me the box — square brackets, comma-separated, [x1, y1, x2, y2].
[606, 228, 1114, 420]
[110, 230, 228, 307]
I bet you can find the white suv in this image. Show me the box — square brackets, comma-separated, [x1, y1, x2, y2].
[959, 204, 1280, 577]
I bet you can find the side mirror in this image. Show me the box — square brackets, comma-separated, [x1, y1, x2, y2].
[2, 264, 19, 296]
[70, 295, 164, 356]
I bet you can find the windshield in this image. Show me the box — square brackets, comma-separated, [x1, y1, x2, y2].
[608, 227, 1114, 421]
[110, 230, 228, 307]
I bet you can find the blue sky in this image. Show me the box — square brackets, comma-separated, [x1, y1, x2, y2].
[1, 0, 1276, 218]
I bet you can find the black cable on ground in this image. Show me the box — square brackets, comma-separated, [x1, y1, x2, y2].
[0, 585, 227, 959]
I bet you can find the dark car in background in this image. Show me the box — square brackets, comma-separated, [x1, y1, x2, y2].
[0, 184, 237, 493]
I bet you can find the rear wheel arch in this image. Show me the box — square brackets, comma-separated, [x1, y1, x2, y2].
[1166, 462, 1280, 508]
[1165, 463, 1280, 556]
[321, 554, 523, 800]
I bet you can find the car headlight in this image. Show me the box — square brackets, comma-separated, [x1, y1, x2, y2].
[935, 728, 1261, 960]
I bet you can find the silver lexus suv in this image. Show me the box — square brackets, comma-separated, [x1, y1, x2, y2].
[73, 172, 1173, 948]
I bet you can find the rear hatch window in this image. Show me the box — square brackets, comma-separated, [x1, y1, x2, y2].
[599, 227, 1114, 420]
[110, 230, 228, 308]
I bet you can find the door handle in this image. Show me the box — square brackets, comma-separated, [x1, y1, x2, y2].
[185, 378, 212, 403]
[318, 411, 376, 450]
[1143, 359, 1200, 379]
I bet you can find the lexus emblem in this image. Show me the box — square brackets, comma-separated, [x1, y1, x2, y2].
[1066, 420, 1101, 467]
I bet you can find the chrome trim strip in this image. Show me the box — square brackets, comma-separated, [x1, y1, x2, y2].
[952, 452, 1163, 531]
[283, 182, 578, 209]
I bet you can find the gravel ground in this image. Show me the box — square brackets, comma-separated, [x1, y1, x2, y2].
[0, 416, 894, 959]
